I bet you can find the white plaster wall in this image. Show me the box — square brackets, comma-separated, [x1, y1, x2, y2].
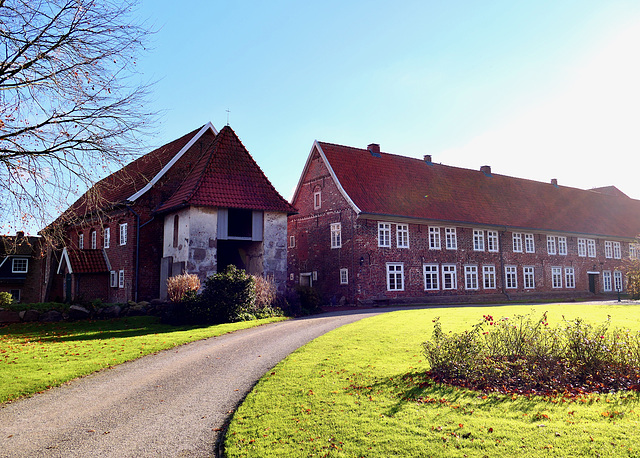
[262, 211, 288, 292]
[187, 206, 218, 281]
[162, 208, 191, 263]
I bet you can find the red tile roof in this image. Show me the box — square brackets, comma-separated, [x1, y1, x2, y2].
[156, 125, 296, 214]
[65, 249, 109, 274]
[317, 142, 640, 239]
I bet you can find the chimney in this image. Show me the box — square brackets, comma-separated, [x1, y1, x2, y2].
[551, 178, 558, 186]
[480, 165, 491, 176]
[367, 143, 380, 157]
[16, 231, 24, 238]
[424, 154, 432, 164]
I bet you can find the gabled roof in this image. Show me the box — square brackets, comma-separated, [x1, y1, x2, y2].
[305, 141, 640, 239]
[156, 125, 296, 214]
[57, 248, 109, 274]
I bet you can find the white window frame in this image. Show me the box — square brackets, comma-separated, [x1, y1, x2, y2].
[396, 224, 409, 249]
[604, 241, 613, 259]
[603, 271, 612, 292]
[614, 271, 623, 292]
[428, 227, 441, 250]
[587, 239, 596, 258]
[104, 227, 110, 249]
[558, 236, 567, 255]
[464, 265, 479, 290]
[473, 230, 485, 252]
[505, 266, 517, 289]
[330, 222, 342, 249]
[90, 230, 97, 249]
[525, 233, 535, 253]
[512, 233, 522, 253]
[565, 267, 575, 289]
[487, 231, 499, 252]
[378, 222, 391, 248]
[78, 233, 84, 250]
[613, 242, 621, 259]
[289, 235, 295, 248]
[523, 266, 535, 289]
[119, 223, 128, 246]
[445, 227, 457, 250]
[11, 258, 28, 273]
[110, 271, 117, 288]
[423, 264, 439, 291]
[386, 263, 404, 291]
[483, 265, 496, 289]
[313, 191, 321, 210]
[630, 243, 639, 260]
[442, 264, 457, 290]
[118, 269, 125, 288]
[551, 266, 562, 289]
[547, 236, 556, 255]
[577, 238, 586, 257]
[340, 268, 348, 285]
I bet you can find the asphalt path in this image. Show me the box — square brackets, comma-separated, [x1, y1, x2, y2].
[0, 308, 394, 458]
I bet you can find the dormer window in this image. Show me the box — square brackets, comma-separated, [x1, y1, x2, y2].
[12, 258, 28, 273]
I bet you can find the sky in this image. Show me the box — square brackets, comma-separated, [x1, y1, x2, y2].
[117, 1, 640, 204]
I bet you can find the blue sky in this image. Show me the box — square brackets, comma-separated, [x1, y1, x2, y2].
[137, 0, 640, 201]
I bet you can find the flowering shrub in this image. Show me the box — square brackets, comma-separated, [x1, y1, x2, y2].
[423, 312, 640, 396]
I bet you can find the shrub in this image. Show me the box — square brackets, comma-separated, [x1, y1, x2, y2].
[423, 312, 640, 396]
[167, 272, 201, 302]
[624, 259, 640, 299]
[253, 275, 277, 308]
[295, 286, 323, 315]
[0, 291, 13, 307]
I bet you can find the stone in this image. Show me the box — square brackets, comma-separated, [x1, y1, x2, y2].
[69, 305, 91, 321]
[102, 305, 121, 319]
[41, 310, 63, 322]
[22, 310, 40, 322]
[0, 310, 21, 324]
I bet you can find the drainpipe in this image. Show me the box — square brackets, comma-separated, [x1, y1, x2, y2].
[124, 204, 154, 302]
[499, 228, 510, 301]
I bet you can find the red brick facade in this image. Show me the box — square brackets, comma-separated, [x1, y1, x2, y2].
[288, 142, 638, 305]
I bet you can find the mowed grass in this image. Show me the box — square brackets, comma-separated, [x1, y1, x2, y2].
[226, 303, 640, 457]
[0, 315, 286, 404]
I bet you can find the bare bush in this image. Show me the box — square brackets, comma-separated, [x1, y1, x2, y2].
[167, 273, 200, 303]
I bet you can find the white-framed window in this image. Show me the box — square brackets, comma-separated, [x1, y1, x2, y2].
[512, 233, 522, 253]
[396, 224, 409, 248]
[78, 233, 84, 250]
[547, 236, 556, 255]
[613, 242, 621, 259]
[551, 266, 562, 289]
[118, 270, 125, 288]
[90, 230, 97, 249]
[483, 265, 496, 289]
[10, 289, 20, 302]
[523, 266, 535, 289]
[442, 264, 457, 290]
[505, 266, 517, 289]
[429, 227, 441, 250]
[11, 258, 28, 273]
[565, 267, 575, 289]
[423, 264, 439, 290]
[558, 236, 568, 255]
[330, 222, 342, 249]
[464, 265, 478, 290]
[110, 271, 117, 288]
[378, 222, 391, 248]
[340, 268, 348, 285]
[603, 271, 612, 292]
[104, 227, 110, 249]
[487, 231, 499, 252]
[525, 233, 535, 253]
[604, 241, 613, 259]
[587, 239, 596, 258]
[313, 190, 321, 210]
[445, 227, 457, 250]
[289, 235, 295, 248]
[630, 243, 640, 260]
[473, 230, 485, 251]
[577, 238, 587, 257]
[386, 263, 404, 291]
[119, 223, 128, 246]
[614, 271, 623, 292]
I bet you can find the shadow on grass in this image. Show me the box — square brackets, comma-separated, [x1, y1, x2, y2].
[0, 316, 212, 342]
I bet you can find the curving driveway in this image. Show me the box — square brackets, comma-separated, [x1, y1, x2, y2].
[0, 309, 393, 457]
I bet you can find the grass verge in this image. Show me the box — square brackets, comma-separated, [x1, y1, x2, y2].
[0, 315, 286, 404]
[225, 303, 640, 457]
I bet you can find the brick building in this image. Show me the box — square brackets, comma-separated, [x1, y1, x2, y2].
[0, 232, 46, 303]
[48, 123, 294, 303]
[288, 141, 640, 305]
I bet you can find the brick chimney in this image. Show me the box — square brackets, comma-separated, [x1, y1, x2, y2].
[424, 154, 432, 164]
[16, 231, 24, 238]
[367, 143, 380, 156]
[480, 165, 491, 175]
[551, 178, 558, 186]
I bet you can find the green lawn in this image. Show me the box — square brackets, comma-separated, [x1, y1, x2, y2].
[225, 303, 640, 457]
[0, 315, 286, 404]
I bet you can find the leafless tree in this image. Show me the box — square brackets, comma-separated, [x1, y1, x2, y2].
[0, 0, 155, 237]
